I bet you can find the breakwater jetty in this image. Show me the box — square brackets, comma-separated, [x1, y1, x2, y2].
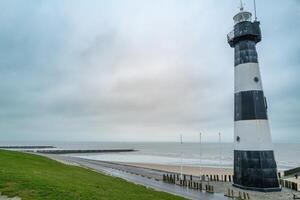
[29, 149, 136, 154]
[0, 146, 55, 149]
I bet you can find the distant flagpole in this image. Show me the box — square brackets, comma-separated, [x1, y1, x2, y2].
[199, 132, 202, 179]
[180, 134, 183, 180]
[219, 132, 222, 169]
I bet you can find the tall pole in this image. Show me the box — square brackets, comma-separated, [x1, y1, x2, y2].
[254, 0, 257, 21]
[239, 0, 244, 11]
[199, 132, 202, 179]
[180, 134, 183, 180]
[219, 132, 222, 169]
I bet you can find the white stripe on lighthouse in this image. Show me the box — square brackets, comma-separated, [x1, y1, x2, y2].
[234, 63, 263, 93]
[234, 120, 273, 151]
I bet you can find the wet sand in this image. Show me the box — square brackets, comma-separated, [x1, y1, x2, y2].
[122, 162, 233, 176]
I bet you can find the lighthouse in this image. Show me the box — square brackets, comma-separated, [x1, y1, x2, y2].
[227, 2, 281, 191]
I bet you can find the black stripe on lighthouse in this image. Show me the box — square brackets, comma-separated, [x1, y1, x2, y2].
[234, 90, 268, 121]
[235, 40, 258, 66]
[233, 150, 280, 191]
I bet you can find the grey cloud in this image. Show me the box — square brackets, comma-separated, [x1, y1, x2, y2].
[0, 0, 299, 142]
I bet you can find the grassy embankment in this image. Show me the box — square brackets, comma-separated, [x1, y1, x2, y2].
[0, 150, 185, 200]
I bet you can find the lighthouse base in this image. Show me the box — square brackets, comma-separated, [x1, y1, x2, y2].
[233, 150, 281, 192]
[233, 183, 281, 192]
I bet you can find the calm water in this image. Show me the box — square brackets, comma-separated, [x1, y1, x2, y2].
[1, 141, 299, 170]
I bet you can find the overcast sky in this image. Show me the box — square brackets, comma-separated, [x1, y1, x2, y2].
[0, 0, 299, 142]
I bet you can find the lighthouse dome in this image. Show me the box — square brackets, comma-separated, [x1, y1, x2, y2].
[233, 11, 252, 24]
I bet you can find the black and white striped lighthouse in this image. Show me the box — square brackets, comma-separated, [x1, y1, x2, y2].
[227, 3, 281, 192]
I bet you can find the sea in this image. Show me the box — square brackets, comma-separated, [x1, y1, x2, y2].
[1, 141, 299, 171]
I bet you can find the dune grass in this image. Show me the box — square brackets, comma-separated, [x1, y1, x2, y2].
[0, 150, 185, 200]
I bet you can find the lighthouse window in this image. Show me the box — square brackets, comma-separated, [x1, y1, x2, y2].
[254, 77, 259, 83]
[236, 136, 240, 142]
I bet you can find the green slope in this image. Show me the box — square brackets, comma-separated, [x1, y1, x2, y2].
[0, 150, 185, 200]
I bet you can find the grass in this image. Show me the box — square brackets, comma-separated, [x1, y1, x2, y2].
[0, 150, 185, 200]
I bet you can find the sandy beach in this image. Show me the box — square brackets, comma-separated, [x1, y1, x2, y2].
[122, 162, 233, 176]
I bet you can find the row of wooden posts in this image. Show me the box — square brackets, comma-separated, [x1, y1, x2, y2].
[163, 173, 251, 199]
[163, 174, 215, 193]
[280, 179, 299, 192]
[163, 173, 233, 183]
[224, 189, 250, 200]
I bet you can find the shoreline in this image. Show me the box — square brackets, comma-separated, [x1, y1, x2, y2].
[120, 162, 233, 176]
